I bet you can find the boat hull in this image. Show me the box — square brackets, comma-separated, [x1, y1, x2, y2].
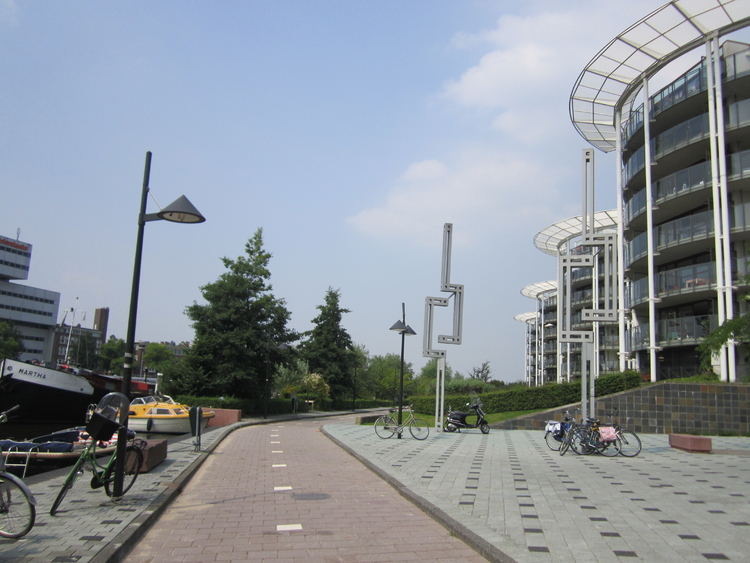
[0, 359, 102, 424]
[127, 414, 212, 434]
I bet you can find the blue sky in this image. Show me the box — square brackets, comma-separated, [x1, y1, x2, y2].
[1, 0, 674, 382]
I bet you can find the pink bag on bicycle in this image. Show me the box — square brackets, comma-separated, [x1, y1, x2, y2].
[599, 426, 617, 442]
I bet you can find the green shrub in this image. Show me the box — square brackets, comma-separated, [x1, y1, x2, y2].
[409, 371, 641, 416]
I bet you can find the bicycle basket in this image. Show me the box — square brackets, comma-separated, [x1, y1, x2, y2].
[85, 411, 121, 442]
[599, 426, 617, 442]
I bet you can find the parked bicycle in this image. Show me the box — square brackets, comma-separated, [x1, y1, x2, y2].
[561, 411, 620, 457]
[0, 405, 36, 538]
[374, 405, 429, 440]
[544, 410, 573, 451]
[50, 395, 146, 516]
[608, 407, 642, 457]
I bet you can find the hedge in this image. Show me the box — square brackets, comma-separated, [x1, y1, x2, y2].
[175, 394, 392, 416]
[409, 371, 642, 416]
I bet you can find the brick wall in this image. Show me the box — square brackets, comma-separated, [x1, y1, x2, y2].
[492, 382, 750, 435]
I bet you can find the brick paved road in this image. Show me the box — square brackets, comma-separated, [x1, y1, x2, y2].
[123, 414, 489, 563]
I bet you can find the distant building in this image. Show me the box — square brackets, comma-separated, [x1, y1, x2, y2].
[49, 307, 110, 369]
[0, 234, 60, 362]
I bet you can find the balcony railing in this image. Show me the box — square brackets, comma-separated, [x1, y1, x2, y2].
[622, 46, 750, 144]
[627, 314, 717, 351]
[623, 97, 750, 186]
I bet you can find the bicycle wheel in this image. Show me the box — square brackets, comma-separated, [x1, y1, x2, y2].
[595, 436, 621, 457]
[408, 419, 429, 440]
[618, 430, 642, 457]
[545, 431, 561, 451]
[570, 428, 595, 455]
[374, 416, 396, 439]
[104, 446, 143, 497]
[0, 476, 35, 538]
[50, 455, 86, 516]
[559, 429, 573, 456]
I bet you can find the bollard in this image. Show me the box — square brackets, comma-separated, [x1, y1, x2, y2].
[189, 406, 202, 452]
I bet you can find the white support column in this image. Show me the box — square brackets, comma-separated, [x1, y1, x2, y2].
[713, 36, 737, 383]
[434, 357, 445, 431]
[706, 37, 729, 381]
[539, 294, 545, 386]
[616, 108, 627, 372]
[642, 77, 659, 382]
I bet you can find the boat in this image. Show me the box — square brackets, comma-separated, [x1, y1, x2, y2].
[0, 358, 103, 424]
[0, 358, 157, 424]
[127, 395, 215, 434]
[0, 426, 131, 477]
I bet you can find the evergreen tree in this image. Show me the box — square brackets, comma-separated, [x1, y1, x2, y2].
[181, 229, 296, 397]
[300, 287, 355, 400]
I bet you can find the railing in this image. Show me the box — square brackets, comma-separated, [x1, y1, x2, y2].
[623, 97, 750, 186]
[625, 149, 750, 227]
[626, 314, 717, 352]
[622, 46, 750, 144]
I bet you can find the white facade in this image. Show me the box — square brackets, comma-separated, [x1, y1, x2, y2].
[0, 235, 60, 362]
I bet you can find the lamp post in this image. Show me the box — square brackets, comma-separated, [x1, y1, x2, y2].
[114, 151, 205, 500]
[264, 342, 288, 419]
[390, 303, 416, 439]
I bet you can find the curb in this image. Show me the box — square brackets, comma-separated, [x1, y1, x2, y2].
[321, 426, 518, 563]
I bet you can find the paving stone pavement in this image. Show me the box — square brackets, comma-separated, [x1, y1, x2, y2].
[3, 412, 750, 563]
[122, 414, 489, 563]
[326, 424, 750, 563]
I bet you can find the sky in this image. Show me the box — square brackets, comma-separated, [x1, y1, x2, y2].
[1, 0, 683, 382]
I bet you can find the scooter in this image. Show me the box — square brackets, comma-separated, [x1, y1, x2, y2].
[445, 395, 490, 434]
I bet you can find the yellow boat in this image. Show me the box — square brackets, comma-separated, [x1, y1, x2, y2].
[127, 395, 214, 434]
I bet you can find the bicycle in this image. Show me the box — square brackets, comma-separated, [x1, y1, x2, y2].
[374, 405, 429, 440]
[0, 405, 37, 538]
[50, 407, 146, 516]
[608, 407, 642, 457]
[561, 412, 620, 457]
[544, 411, 573, 451]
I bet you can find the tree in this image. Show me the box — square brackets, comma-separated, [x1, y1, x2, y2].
[469, 361, 492, 383]
[696, 285, 750, 374]
[413, 358, 454, 396]
[299, 287, 355, 400]
[180, 229, 296, 398]
[143, 342, 175, 374]
[0, 321, 24, 360]
[274, 356, 309, 396]
[99, 335, 126, 374]
[363, 353, 414, 402]
[69, 331, 99, 370]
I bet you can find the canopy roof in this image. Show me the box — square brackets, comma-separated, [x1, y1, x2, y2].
[514, 312, 539, 323]
[533, 210, 618, 256]
[570, 0, 750, 152]
[521, 280, 557, 299]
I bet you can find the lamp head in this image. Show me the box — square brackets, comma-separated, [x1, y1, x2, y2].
[390, 320, 407, 332]
[157, 195, 206, 224]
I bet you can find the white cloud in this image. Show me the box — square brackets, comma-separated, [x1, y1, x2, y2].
[0, 0, 18, 25]
[347, 147, 563, 248]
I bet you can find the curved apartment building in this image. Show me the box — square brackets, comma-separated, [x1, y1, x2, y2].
[518, 2, 750, 383]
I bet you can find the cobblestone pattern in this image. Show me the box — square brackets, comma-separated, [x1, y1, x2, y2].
[327, 424, 750, 563]
[122, 415, 489, 563]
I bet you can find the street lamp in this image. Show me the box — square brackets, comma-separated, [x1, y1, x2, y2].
[390, 303, 416, 439]
[265, 342, 288, 419]
[114, 151, 205, 500]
